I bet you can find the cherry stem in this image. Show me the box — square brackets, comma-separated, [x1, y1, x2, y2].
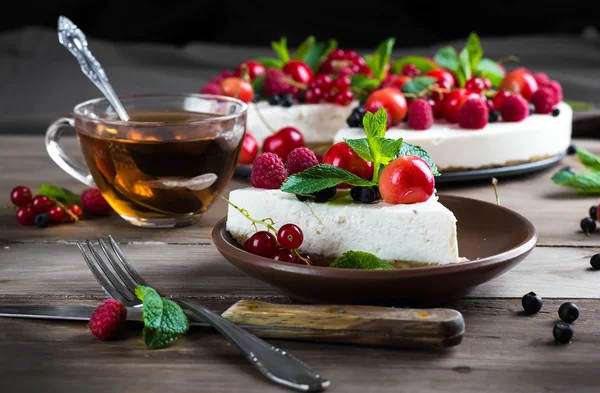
[4, 204, 17, 211]
[50, 198, 80, 223]
[251, 102, 277, 134]
[217, 194, 277, 233]
[496, 55, 519, 65]
[234, 64, 249, 100]
[279, 76, 308, 90]
[292, 249, 312, 266]
[492, 178, 500, 206]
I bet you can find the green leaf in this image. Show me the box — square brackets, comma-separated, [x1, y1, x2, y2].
[38, 183, 80, 206]
[344, 138, 373, 162]
[464, 32, 483, 71]
[396, 142, 441, 176]
[270, 37, 290, 63]
[364, 54, 377, 76]
[566, 101, 595, 111]
[576, 147, 600, 172]
[330, 250, 394, 270]
[291, 35, 315, 61]
[401, 76, 437, 95]
[391, 56, 439, 74]
[350, 74, 381, 91]
[370, 37, 396, 81]
[458, 49, 471, 82]
[362, 108, 387, 139]
[254, 56, 284, 69]
[251, 74, 265, 96]
[280, 164, 374, 196]
[135, 285, 189, 350]
[474, 58, 505, 88]
[433, 46, 460, 72]
[301, 38, 337, 72]
[552, 172, 600, 193]
[551, 168, 576, 185]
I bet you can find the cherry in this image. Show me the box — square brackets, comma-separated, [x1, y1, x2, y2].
[365, 87, 408, 125]
[238, 133, 258, 165]
[234, 60, 266, 80]
[219, 77, 254, 103]
[66, 204, 83, 222]
[425, 69, 456, 87]
[401, 64, 421, 77]
[283, 60, 313, 84]
[378, 155, 435, 204]
[442, 88, 480, 123]
[273, 249, 296, 263]
[31, 195, 52, 214]
[429, 80, 452, 119]
[16, 206, 35, 225]
[277, 224, 304, 250]
[465, 77, 486, 94]
[10, 185, 32, 207]
[322, 142, 374, 187]
[499, 68, 538, 101]
[492, 90, 512, 111]
[244, 231, 278, 258]
[262, 127, 304, 161]
[48, 205, 65, 223]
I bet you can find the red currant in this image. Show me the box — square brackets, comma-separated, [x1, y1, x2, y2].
[277, 224, 304, 250]
[424, 69, 456, 87]
[322, 142, 374, 187]
[283, 60, 313, 84]
[238, 133, 258, 165]
[402, 64, 421, 77]
[334, 90, 354, 106]
[330, 48, 345, 59]
[365, 87, 407, 125]
[299, 253, 314, 265]
[486, 99, 495, 111]
[379, 156, 435, 204]
[273, 249, 296, 263]
[482, 77, 492, 90]
[10, 185, 32, 207]
[324, 91, 336, 103]
[16, 206, 35, 225]
[465, 77, 486, 94]
[220, 77, 254, 103]
[234, 60, 266, 80]
[333, 75, 351, 91]
[66, 204, 83, 222]
[244, 231, 278, 258]
[31, 195, 52, 214]
[262, 127, 304, 161]
[313, 74, 333, 90]
[304, 87, 322, 104]
[48, 205, 65, 223]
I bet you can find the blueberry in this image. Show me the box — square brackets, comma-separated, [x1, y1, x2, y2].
[350, 186, 377, 204]
[553, 322, 574, 344]
[268, 95, 281, 106]
[296, 90, 305, 104]
[372, 185, 381, 199]
[521, 291, 543, 314]
[346, 113, 362, 128]
[529, 103, 535, 116]
[566, 145, 577, 155]
[34, 213, 49, 228]
[581, 217, 596, 235]
[558, 302, 579, 323]
[281, 93, 294, 108]
[352, 106, 366, 117]
[590, 205, 598, 220]
[359, 100, 366, 108]
[552, 108, 560, 117]
[296, 194, 310, 202]
[489, 110, 500, 123]
[590, 253, 600, 269]
[313, 187, 336, 203]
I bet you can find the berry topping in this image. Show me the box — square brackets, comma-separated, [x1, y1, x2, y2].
[590, 253, 600, 269]
[407, 98, 434, 130]
[219, 77, 254, 103]
[31, 195, 52, 214]
[277, 223, 304, 250]
[312, 186, 337, 203]
[365, 87, 407, 125]
[273, 249, 296, 263]
[286, 147, 319, 176]
[500, 94, 529, 122]
[322, 142, 374, 186]
[199, 83, 221, 95]
[401, 63, 421, 77]
[442, 88, 480, 124]
[580, 217, 596, 235]
[283, 60, 313, 84]
[528, 102, 535, 116]
[425, 68, 456, 87]
[264, 68, 292, 97]
[531, 87, 556, 114]
[488, 110, 500, 123]
[379, 75, 411, 91]
[234, 60, 266, 80]
[547, 80, 563, 104]
[66, 204, 83, 222]
[492, 90, 512, 111]
[590, 205, 598, 220]
[521, 291, 543, 314]
[346, 106, 366, 128]
[268, 94, 282, 106]
[238, 133, 258, 165]
[552, 108, 561, 117]
[89, 299, 128, 340]
[16, 206, 35, 226]
[34, 213, 50, 228]
[350, 186, 379, 204]
[280, 93, 294, 108]
[458, 98, 489, 130]
[81, 187, 112, 216]
[558, 302, 579, 323]
[378, 155, 435, 204]
[553, 322, 574, 344]
[499, 68, 539, 101]
[465, 77, 486, 94]
[533, 72, 550, 86]
[48, 205, 65, 223]
[10, 185, 32, 207]
[250, 152, 288, 189]
[262, 127, 304, 161]
[244, 231, 278, 258]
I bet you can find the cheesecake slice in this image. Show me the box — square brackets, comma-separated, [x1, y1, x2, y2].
[226, 188, 460, 267]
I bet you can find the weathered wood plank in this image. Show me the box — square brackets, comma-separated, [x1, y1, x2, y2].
[0, 244, 597, 299]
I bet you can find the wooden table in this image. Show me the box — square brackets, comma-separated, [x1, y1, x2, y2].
[1, 135, 599, 393]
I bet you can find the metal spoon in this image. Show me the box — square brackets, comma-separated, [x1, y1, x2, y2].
[57, 16, 130, 121]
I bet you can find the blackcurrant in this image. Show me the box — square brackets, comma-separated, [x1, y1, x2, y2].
[488, 110, 500, 123]
[528, 103, 535, 116]
[566, 145, 577, 155]
[350, 186, 377, 204]
[281, 93, 294, 108]
[346, 113, 362, 128]
[590, 205, 598, 220]
[521, 291, 543, 314]
[580, 217, 596, 235]
[553, 322, 574, 344]
[268, 95, 281, 106]
[296, 194, 310, 202]
[552, 108, 560, 117]
[34, 213, 50, 228]
[590, 253, 600, 269]
[558, 302, 579, 323]
[313, 187, 336, 203]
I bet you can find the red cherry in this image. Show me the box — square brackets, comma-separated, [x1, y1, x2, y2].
[219, 77, 254, 103]
[283, 60, 314, 84]
[273, 249, 296, 263]
[465, 77, 486, 94]
[425, 69, 456, 87]
[493, 90, 512, 111]
[262, 127, 304, 161]
[499, 68, 539, 101]
[298, 253, 314, 265]
[401, 64, 421, 77]
[322, 142, 374, 188]
[65, 204, 83, 222]
[378, 156, 435, 205]
[10, 185, 32, 207]
[277, 224, 304, 250]
[365, 87, 408, 125]
[442, 88, 480, 123]
[16, 206, 35, 225]
[244, 231, 278, 258]
[48, 205, 65, 223]
[234, 60, 266, 80]
[31, 195, 52, 214]
[238, 133, 258, 165]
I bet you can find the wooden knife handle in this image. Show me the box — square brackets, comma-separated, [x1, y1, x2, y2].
[220, 300, 464, 348]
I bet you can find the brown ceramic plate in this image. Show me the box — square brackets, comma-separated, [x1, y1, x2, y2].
[212, 195, 538, 306]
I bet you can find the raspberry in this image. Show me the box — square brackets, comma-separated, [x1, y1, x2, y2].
[457, 98, 488, 129]
[199, 83, 222, 95]
[250, 152, 288, 189]
[286, 147, 319, 176]
[407, 99, 434, 130]
[89, 299, 127, 340]
[500, 94, 529, 122]
[533, 72, 551, 86]
[547, 80, 563, 104]
[263, 69, 291, 97]
[81, 187, 112, 216]
[531, 87, 556, 114]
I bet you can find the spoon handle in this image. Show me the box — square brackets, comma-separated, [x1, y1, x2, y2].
[57, 16, 130, 121]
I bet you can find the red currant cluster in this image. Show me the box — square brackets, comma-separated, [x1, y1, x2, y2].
[304, 74, 353, 105]
[10, 185, 82, 227]
[318, 48, 371, 76]
[244, 223, 313, 265]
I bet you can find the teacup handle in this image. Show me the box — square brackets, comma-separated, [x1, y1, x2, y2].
[46, 116, 95, 186]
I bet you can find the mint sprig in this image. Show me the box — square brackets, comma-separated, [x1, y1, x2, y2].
[135, 285, 189, 349]
[364, 37, 396, 82]
[271, 37, 290, 63]
[255, 36, 338, 73]
[38, 183, 80, 206]
[330, 250, 394, 270]
[280, 164, 374, 196]
[401, 76, 438, 95]
[552, 147, 600, 193]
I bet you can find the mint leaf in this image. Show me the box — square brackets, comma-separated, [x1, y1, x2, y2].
[38, 183, 80, 206]
[135, 285, 189, 349]
[433, 46, 460, 72]
[465, 32, 483, 71]
[343, 138, 373, 162]
[370, 37, 396, 81]
[391, 56, 439, 74]
[396, 142, 440, 176]
[362, 108, 387, 139]
[330, 250, 394, 270]
[551, 168, 576, 185]
[350, 74, 381, 91]
[458, 49, 471, 85]
[251, 74, 265, 96]
[271, 37, 290, 63]
[281, 164, 374, 196]
[291, 35, 315, 61]
[552, 172, 600, 193]
[401, 76, 437, 95]
[254, 56, 284, 69]
[373, 137, 404, 163]
[474, 58, 504, 88]
[301, 38, 337, 72]
[576, 147, 600, 172]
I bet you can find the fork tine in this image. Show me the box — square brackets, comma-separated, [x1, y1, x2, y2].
[76, 242, 129, 304]
[85, 240, 137, 304]
[97, 238, 139, 295]
[108, 235, 150, 287]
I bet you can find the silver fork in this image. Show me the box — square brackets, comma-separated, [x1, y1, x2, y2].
[76, 236, 329, 392]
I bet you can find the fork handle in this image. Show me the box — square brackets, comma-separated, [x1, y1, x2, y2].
[176, 299, 330, 392]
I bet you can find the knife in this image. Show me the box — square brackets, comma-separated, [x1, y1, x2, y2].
[0, 300, 465, 348]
